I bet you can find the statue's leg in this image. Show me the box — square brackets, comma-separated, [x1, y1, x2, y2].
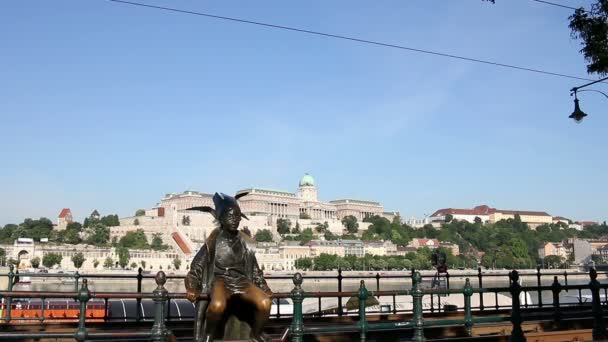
[204, 279, 229, 340]
[193, 300, 208, 342]
[240, 284, 272, 341]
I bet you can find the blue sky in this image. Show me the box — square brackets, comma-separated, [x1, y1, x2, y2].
[1, 0, 606, 225]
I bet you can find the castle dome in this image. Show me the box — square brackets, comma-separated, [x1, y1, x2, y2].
[299, 173, 315, 187]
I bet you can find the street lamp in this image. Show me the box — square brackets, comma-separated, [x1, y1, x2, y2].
[569, 76, 608, 123]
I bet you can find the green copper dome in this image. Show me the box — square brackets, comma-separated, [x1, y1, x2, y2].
[299, 173, 315, 187]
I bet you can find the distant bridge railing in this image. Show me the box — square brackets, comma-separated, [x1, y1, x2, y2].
[0, 267, 607, 341]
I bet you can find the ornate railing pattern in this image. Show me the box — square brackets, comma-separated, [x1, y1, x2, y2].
[0, 266, 606, 341]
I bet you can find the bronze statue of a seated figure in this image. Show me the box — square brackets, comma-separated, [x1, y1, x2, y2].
[185, 192, 272, 342]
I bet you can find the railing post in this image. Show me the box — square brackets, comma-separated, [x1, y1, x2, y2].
[5, 264, 14, 323]
[551, 276, 562, 328]
[411, 271, 425, 342]
[75, 279, 90, 342]
[375, 273, 380, 291]
[563, 270, 569, 293]
[536, 266, 543, 308]
[74, 271, 80, 293]
[290, 273, 304, 342]
[150, 271, 172, 342]
[337, 268, 343, 316]
[358, 280, 369, 342]
[477, 267, 484, 311]
[463, 278, 474, 337]
[589, 268, 607, 340]
[509, 270, 525, 342]
[136, 267, 143, 322]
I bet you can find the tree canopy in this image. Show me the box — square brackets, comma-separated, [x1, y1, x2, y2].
[341, 215, 359, 233]
[42, 253, 63, 268]
[255, 229, 273, 242]
[276, 218, 292, 235]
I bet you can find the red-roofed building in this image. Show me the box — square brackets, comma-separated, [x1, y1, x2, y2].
[430, 205, 496, 224]
[430, 204, 553, 229]
[577, 221, 598, 228]
[409, 238, 440, 249]
[552, 216, 571, 225]
[57, 208, 73, 230]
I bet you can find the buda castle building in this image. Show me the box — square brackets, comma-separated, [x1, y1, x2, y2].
[112, 174, 399, 256]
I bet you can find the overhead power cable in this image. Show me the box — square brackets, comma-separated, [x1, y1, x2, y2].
[107, 0, 603, 83]
[529, 0, 580, 11]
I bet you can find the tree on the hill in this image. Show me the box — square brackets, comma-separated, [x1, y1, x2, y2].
[150, 234, 169, 251]
[103, 257, 113, 269]
[118, 229, 149, 249]
[292, 222, 301, 234]
[276, 218, 292, 235]
[42, 253, 62, 268]
[85, 223, 110, 246]
[341, 215, 359, 233]
[71, 252, 86, 269]
[30, 256, 40, 268]
[255, 229, 273, 242]
[445, 214, 454, 223]
[116, 247, 130, 268]
[295, 257, 313, 270]
[100, 214, 120, 227]
[135, 209, 145, 217]
[133, 218, 140, 226]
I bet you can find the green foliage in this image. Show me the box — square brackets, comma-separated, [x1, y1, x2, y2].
[445, 214, 454, 223]
[341, 215, 359, 233]
[255, 229, 273, 242]
[363, 215, 413, 246]
[298, 252, 440, 271]
[276, 218, 292, 235]
[116, 246, 130, 268]
[0, 218, 54, 243]
[135, 209, 146, 217]
[150, 233, 169, 251]
[140, 260, 146, 269]
[299, 228, 314, 245]
[299, 212, 311, 219]
[544, 255, 565, 268]
[118, 229, 149, 249]
[71, 252, 86, 269]
[173, 257, 182, 270]
[182, 216, 190, 226]
[100, 215, 120, 227]
[570, 0, 608, 75]
[292, 222, 301, 234]
[93, 259, 100, 268]
[133, 218, 140, 226]
[324, 231, 339, 240]
[295, 257, 313, 269]
[315, 221, 329, 233]
[85, 223, 110, 246]
[130, 262, 138, 269]
[103, 257, 113, 268]
[30, 256, 40, 268]
[42, 253, 63, 268]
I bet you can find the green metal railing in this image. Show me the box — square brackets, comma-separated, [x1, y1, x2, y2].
[287, 268, 608, 342]
[0, 266, 607, 341]
[0, 269, 174, 341]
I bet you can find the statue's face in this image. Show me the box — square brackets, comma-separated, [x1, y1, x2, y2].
[220, 206, 241, 232]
